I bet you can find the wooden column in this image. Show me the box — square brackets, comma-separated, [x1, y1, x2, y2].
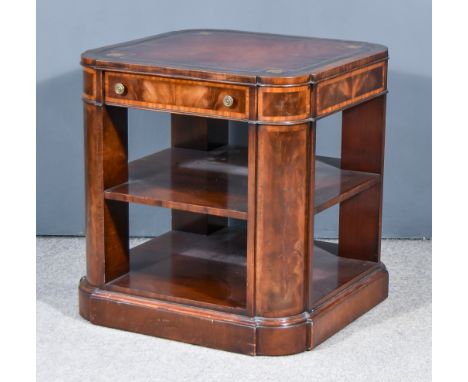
[246, 123, 257, 316]
[339, 95, 386, 262]
[84, 103, 129, 285]
[307, 122, 317, 310]
[170, 115, 229, 234]
[254, 123, 311, 318]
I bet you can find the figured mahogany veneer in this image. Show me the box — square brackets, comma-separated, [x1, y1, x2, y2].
[258, 86, 311, 122]
[316, 61, 386, 116]
[105, 72, 249, 120]
[80, 30, 389, 355]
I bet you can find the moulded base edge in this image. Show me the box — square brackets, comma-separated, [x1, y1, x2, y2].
[79, 264, 388, 356]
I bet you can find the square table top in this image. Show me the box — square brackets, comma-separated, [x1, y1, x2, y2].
[82, 29, 387, 85]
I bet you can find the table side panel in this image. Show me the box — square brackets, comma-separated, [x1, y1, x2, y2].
[315, 61, 387, 117]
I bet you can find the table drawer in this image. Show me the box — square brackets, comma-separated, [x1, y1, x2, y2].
[104, 72, 249, 119]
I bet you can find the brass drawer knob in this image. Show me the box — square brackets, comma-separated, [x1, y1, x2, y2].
[114, 83, 126, 95]
[223, 95, 234, 107]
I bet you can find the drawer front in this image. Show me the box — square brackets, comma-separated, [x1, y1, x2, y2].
[105, 72, 249, 119]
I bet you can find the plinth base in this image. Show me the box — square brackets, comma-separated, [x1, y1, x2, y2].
[79, 262, 388, 356]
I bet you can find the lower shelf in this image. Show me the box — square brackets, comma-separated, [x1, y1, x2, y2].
[105, 228, 248, 313]
[103, 227, 380, 314]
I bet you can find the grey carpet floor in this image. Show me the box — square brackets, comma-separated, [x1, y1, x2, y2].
[37, 238, 431, 382]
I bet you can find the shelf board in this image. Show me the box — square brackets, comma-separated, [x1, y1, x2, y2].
[314, 156, 380, 214]
[104, 147, 380, 219]
[104, 227, 380, 313]
[311, 240, 380, 305]
[105, 146, 248, 220]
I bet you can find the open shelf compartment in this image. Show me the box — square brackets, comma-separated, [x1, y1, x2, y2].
[103, 226, 380, 314]
[104, 146, 381, 219]
[105, 146, 248, 219]
[105, 227, 248, 313]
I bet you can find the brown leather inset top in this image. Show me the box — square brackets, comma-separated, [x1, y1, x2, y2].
[81, 29, 388, 85]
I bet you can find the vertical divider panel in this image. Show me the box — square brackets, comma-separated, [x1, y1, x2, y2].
[339, 95, 387, 262]
[85, 101, 129, 285]
[170, 115, 229, 234]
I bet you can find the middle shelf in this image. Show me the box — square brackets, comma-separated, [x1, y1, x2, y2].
[104, 146, 380, 219]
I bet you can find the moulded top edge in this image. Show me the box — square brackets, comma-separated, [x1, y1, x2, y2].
[81, 29, 388, 86]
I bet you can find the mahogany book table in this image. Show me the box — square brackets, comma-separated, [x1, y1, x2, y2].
[79, 30, 389, 356]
